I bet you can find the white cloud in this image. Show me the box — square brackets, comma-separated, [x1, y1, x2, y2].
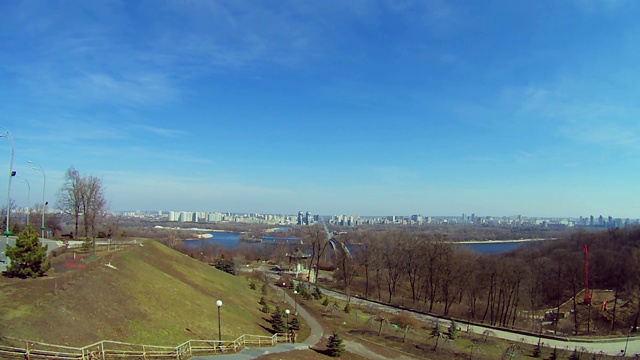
[127, 125, 187, 138]
[511, 79, 640, 151]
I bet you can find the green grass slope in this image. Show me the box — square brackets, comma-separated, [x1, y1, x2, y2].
[0, 241, 270, 347]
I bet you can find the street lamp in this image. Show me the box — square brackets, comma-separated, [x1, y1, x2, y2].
[0, 127, 15, 240]
[285, 309, 290, 342]
[216, 300, 223, 345]
[28, 161, 46, 239]
[623, 328, 631, 356]
[293, 290, 298, 315]
[17, 176, 30, 226]
[282, 282, 286, 302]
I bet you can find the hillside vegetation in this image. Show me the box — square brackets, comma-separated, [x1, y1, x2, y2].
[0, 240, 270, 346]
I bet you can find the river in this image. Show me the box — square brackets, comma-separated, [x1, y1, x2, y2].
[183, 232, 544, 254]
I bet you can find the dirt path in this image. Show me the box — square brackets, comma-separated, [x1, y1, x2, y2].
[344, 340, 416, 360]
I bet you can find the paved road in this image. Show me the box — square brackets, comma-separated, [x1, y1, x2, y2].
[319, 287, 640, 357]
[189, 281, 324, 360]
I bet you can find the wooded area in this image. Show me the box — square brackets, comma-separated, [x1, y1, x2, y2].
[316, 226, 640, 336]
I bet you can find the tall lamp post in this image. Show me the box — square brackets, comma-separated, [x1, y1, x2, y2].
[285, 309, 290, 342]
[17, 176, 30, 226]
[28, 160, 46, 239]
[0, 127, 15, 240]
[216, 300, 223, 346]
[293, 290, 298, 315]
[623, 328, 631, 356]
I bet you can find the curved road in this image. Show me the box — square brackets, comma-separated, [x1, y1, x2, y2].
[319, 287, 640, 357]
[190, 283, 324, 360]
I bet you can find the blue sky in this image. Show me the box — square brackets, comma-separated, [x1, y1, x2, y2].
[1, 0, 639, 217]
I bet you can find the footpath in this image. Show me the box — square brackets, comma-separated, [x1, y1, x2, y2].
[189, 284, 324, 360]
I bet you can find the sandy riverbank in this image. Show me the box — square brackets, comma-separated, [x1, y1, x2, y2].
[454, 238, 556, 245]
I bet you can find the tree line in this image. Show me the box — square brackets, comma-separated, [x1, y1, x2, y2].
[307, 226, 640, 336]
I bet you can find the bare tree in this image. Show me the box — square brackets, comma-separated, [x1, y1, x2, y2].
[305, 224, 329, 284]
[423, 237, 445, 312]
[334, 232, 357, 301]
[163, 231, 180, 249]
[402, 234, 426, 304]
[392, 312, 421, 343]
[382, 230, 404, 303]
[352, 232, 375, 298]
[56, 167, 83, 237]
[81, 175, 107, 254]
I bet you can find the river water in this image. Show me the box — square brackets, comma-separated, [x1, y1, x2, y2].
[458, 241, 533, 254]
[182, 232, 245, 249]
[183, 232, 538, 254]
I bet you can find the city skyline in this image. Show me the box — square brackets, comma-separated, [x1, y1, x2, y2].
[125, 209, 637, 227]
[2, 2, 640, 218]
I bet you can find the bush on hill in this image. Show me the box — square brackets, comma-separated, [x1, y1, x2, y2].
[5, 225, 51, 278]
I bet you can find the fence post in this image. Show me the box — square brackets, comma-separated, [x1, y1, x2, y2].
[25, 340, 29, 360]
[100, 341, 106, 360]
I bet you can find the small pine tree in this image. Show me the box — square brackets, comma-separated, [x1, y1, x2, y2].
[532, 341, 541, 358]
[568, 348, 580, 360]
[549, 347, 558, 360]
[448, 320, 458, 339]
[259, 296, 267, 305]
[322, 297, 330, 306]
[326, 332, 345, 357]
[261, 303, 272, 314]
[313, 286, 323, 300]
[270, 306, 286, 333]
[290, 315, 301, 331]
[299, 287, 309, 298]
[81, 238, 91, 252]
[288, 281, 294, 289]
[214, 255, 226, 272]
[250, 282, 257, 290]
[261, 284, 268, 295]
[5, 225, 51, 278]
[343, 303, 352, 314]
[223, 257, 236, 275]
[431, 323, 442, 351]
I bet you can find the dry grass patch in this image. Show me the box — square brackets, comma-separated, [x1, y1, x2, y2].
[0, 241, 273, 347]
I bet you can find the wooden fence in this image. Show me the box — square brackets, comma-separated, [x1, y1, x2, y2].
[0, 333, 290, 359]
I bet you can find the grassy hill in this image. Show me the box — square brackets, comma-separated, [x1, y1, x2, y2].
[0, 240, 271, 347]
